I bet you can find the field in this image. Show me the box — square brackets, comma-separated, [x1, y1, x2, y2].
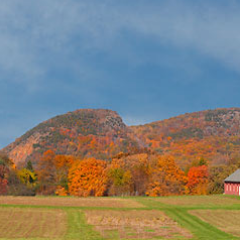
[0, 195, 239, 240]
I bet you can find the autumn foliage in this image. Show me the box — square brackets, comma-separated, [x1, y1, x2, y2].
[146, 156, 187, 196]
[0, 154, 37, 196]
[3, 108, 240, 197]
[37, 150, 74, 195]
[131, 108, 240, 169]
[2, 147, 239, 197]
[68, 158, 107, 197]
[107, 153, 150, 196]
[0, 165, 8, 195]
[0, 155, 12, 195]
[187, 165, 208, 195]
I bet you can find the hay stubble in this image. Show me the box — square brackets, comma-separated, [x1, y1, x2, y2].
[0, 196, 143, 208]
[189, 209, 240, 237]
[155, 195, 240, 207]
[84, 209, 192, 239]
[0, 207, 66, 238]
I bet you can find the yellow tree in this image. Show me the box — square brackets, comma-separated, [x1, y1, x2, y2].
[108, 153, 150, 196]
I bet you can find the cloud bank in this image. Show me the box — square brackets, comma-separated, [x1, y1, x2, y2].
[0, 0, 240, 89]
[0, 0, 240, 147]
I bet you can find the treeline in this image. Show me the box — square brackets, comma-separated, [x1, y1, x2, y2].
[0, 150, 239, 197]
[0, 154, 36, 196]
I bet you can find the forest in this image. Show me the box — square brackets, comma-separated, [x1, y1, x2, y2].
[2, 108, 240, 197]
[1, 149, 239, 197]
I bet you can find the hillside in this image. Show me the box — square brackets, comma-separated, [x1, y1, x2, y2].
[2, 109, 140, 166]
[130, 108, 240, 167]
[2, 107, 240, 169]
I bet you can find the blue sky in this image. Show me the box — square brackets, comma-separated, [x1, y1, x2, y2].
[0, 0, 240, 148]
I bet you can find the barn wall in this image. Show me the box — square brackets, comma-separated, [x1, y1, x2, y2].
[224, 182, 240, 196]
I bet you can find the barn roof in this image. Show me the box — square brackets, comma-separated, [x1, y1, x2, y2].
[225, 169, 240, 183]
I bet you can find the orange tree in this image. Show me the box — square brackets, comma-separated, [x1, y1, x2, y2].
[187, 165, 208, 195]
[68, 158, 107, 197]
[146, 155, 187, 196]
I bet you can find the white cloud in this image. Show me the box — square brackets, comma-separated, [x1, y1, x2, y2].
[2, 0, 240, 147]
[116, 2, 240, 74]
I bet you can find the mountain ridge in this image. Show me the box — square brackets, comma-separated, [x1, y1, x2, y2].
[3, 107, 240, 168]
[130, 107, 240, 167]
[2, 109, 140, 166]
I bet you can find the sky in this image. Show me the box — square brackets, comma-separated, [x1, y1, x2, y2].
[0, 0, 240, 148]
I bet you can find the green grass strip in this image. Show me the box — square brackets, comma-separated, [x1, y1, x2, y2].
[165, 208, 238, 240]
[64, 209, 104, 240]
[135, 196, 239, 240]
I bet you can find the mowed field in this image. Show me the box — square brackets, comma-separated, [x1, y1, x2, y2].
[0, 195, 239, 240]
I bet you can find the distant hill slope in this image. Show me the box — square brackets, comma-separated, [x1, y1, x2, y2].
[3, 108, 240, 168]
[2, 109, 140, 166]
[130, 108, 240, 167]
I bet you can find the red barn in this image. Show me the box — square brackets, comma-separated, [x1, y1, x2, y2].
[224, 169, 240, 196]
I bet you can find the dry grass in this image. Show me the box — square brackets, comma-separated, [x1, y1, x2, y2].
[155, 195, 240, 207]
[189, 209, 240, 237]
[84, 209, 192, 239]
[0, 207, 66, 238]
[0, 196, 144, 208]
